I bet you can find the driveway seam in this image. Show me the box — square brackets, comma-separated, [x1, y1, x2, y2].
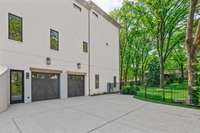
[87, 103, 147, 133]
[12, 118, 22, 133]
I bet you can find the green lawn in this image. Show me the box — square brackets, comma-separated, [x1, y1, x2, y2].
[136, 82, 188, 103]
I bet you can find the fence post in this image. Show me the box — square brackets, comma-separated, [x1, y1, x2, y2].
[145, 85, 147, 98]
[163, 88, 165, 101]
[171, 87, 173, 103]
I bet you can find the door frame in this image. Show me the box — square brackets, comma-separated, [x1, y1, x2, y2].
[10, 69, 24, 104]
[67, 74, 85, 98]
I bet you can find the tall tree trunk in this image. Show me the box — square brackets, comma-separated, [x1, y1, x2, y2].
[186, 0, 198, 104]
[141, 67, 145, 83]
[187, 53, 197, 103]
[160, 56, 165, 89]
[159, 16, 165, 89]
[159, 35, 165, 89]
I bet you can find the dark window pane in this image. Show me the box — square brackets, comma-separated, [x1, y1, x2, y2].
[95, 74, 99, 89]
[50, 29, 59, 50]
[114, 76, 117, 88]
[83, 41, 88, 53]
[8, 13, 23, 42]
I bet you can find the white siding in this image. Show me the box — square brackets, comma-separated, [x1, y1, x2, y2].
[90, 10, 120, 94]
[0, 0, 89, 103]
[0, 0, 120, 105]
[0, 67, 9, 112]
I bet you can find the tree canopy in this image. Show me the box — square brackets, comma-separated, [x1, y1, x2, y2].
[111, 0, 200, 104]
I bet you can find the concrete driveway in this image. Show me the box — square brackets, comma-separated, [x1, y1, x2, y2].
[0, 94, 199, 133]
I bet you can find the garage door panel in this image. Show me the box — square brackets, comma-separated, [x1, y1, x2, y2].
[68, 75, 85, 97]
[32, 73, 60, 101]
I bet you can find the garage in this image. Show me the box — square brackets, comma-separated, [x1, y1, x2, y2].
[68, 75, 85, 97]
[32, 72, 60, 101]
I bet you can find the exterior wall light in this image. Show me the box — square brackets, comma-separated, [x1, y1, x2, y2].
[77, 63, 81, 69]
[46, 57, 51, 65]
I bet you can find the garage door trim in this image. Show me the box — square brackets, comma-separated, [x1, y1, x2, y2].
[30, 67, 63, 74]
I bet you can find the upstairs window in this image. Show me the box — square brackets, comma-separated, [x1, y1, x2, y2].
[73, 3, 82, 12]
[95, 74, 100, 89]
[83, 41, 88, 53]
[50, 29, 59, 51]
[8, 13, 23, 42]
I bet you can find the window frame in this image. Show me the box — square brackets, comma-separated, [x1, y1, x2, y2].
[8, 13, 23, 42]
[50, 29, 59, 51]
[83, 41, 88, 53]
[95, 74, 100, 89]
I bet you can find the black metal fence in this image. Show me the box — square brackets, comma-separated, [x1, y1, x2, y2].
[121, 81, 200, 107]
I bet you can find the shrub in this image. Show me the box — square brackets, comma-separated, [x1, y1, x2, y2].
[121, 86, 139, 95]
[191, 88, 200, 105]
[129, 88, 137, 95]
[121, 87, 130, 94]
[146, 58, 160, 87]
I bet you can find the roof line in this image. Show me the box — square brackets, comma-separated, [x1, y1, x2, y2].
[75, 0, 120, 28]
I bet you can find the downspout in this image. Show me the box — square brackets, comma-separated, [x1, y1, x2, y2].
[88, 6, 91, 96]
[119, 28, 121, 91]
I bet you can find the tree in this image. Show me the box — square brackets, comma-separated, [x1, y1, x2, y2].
[139, 0, 188, 89]
[111, 1, 152, 85]
[185, 0, 200, 104]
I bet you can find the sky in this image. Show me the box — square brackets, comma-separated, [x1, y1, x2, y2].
[91, 0, 123, 13]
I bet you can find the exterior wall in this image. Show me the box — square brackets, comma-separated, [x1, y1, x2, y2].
[90, 10, 120, 95]
[0, 0, 89, 103]
[0, 67, 9, 112]
[0, 0, 120, 104]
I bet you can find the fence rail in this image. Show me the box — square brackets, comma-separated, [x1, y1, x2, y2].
[121, 81, 200, 107]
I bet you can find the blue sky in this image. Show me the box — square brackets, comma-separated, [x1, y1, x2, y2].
[91, 0, 123, 13]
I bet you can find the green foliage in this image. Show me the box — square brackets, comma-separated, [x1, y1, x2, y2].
[121, 85, 140, 95]
[111, 0, 200, 104]
[146, 58, 160, 86]
[51, 38, 58, 50]
[12, 82, 22, 96]
[136, 82, 188, 103]
[50, 30, 59, 50]
[191, 89, 199, 105]
[9, 14, 22, 42]
[193, 69, 200, 105]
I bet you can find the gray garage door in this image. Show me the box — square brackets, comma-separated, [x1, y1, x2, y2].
[32, 72, 60, 101]
[68, 75, 85, 97]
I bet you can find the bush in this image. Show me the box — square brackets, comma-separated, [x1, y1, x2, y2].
[191, 89, 199, 105]
[121, 87, 130, 94]
[121, 86, 139, 95]
[129, 88, 137, 95]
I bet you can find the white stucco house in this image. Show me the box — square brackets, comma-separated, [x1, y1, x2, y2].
[0, 0, 120, 112]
